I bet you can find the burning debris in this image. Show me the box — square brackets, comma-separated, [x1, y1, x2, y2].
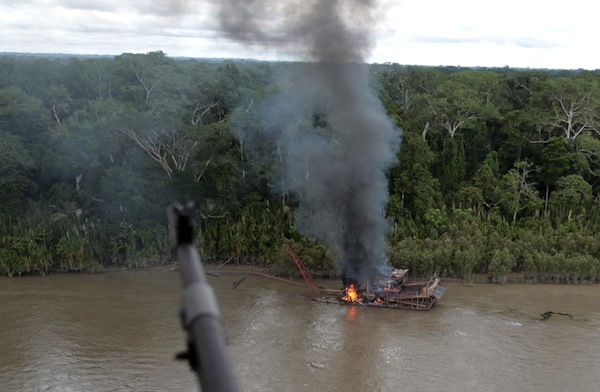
[333, 267, 445, 310]
[234, 246, 445, 311]
[342, 283, 360, 303]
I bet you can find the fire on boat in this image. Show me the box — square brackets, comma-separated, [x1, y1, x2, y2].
[233, 244, 446, 311]
[316, 267, 445, 311]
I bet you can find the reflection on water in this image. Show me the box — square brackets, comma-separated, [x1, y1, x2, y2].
[345, 305, 358, 322]
[1, 269, 600, 391]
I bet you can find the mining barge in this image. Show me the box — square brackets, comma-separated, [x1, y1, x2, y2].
[312, 268, 445, 310]
[233, 245, 445, 311]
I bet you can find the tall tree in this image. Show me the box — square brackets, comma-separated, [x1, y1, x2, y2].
[472, 151, 501, 209]
[549, 174, 593, 222]
[538, 136, 576, 214]
[113, 51, 180, 110]
[572, 132, 600, 182]
[390, 131, 441, 222]
[546, 77, 600, 142]
[426, 71, 501, 139]
[498, 161, 543, 222]
[438, 136, 466, 203]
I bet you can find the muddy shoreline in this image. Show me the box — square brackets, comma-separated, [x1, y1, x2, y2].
[5, 262, 598, 286]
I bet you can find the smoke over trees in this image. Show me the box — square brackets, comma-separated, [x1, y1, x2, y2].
[218, 0, 401, 284]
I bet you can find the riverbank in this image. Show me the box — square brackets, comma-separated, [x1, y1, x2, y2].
[4, 259, 600, 287]
[170, 263, 600, 287]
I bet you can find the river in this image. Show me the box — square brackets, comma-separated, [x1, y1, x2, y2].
[1, 268, 600, 392]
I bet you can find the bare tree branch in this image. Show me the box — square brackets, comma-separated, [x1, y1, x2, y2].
[120, 127, 207, 179]
[552, 92, 599, 140]
[127, 58, 156, 104]
[191, 98, 222, 125]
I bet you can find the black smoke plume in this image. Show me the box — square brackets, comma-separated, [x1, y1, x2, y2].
[219, 0, 400, 286]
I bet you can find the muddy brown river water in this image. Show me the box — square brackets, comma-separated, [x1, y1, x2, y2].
[1, 268, 600, 392]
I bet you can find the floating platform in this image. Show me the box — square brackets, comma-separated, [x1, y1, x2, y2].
[232, 245, 445, 311]
[313, 271, 446, 311]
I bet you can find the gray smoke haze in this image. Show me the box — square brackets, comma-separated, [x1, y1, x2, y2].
[219, 0, 400, 285]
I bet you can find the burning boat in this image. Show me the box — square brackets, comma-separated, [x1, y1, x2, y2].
[313, 267, 445, 310]
[233, 245, 445, 311]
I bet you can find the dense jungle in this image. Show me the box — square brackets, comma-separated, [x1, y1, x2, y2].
[1, 52, 599, 283]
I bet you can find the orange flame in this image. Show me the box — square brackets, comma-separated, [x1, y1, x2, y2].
[342, 283, 361, 302]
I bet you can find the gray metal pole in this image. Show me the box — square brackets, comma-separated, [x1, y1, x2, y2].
[169, 203, 240, 392]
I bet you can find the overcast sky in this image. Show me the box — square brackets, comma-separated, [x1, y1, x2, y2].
[1, 0, 598, 70]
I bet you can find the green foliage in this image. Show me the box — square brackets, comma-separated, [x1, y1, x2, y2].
[522, 251, 600, 284]
[549, 174, 593, 221]
[56, 235, 93, 272]
[111, 221, 168, 268]
[0, 220, 102, 276]
[423, 208, 448, 237]
[488, 248, 515, 284]
[197, 202, 289, 266]
[1, 54, 600, 282]
[390, 131, 441, 222]
[498, 161, 543, 222]
[538, 137, 575, 188]
[271, 239, 335, 278]
[438, 136, 466, 201]
[0, 130, 36, 212]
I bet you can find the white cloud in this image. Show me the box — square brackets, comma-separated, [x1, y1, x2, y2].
[373, 0, 600, 68]
[0, 0, 598, 68]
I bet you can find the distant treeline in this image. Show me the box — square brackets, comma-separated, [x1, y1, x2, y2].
[1, 52, 599, 282]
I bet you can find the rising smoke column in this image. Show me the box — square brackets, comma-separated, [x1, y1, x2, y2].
[219, 0, 400, 286]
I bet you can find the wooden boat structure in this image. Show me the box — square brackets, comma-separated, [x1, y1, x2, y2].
[233, 245, 445, 311]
